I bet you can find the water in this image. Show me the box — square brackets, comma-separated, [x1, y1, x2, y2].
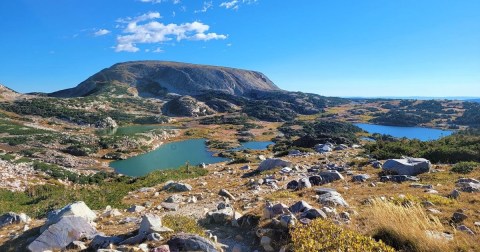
[110, 139, 228, 177]
[97, 125, 178, 136]
[232, 141, 274, 151]
[355, 123, 453, 141]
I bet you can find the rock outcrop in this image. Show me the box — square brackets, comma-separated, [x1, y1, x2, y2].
[162, 96, 215, 117]
[28, 216, 98, 252]
[382, 158, 431, 176]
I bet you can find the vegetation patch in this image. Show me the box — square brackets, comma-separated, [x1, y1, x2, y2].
[0, 166, 207, 218]
[290, 218, 394, 252]
[364, 199, 451, 252]
[365, 130, 480, 163]
[451, 161, 479, 174]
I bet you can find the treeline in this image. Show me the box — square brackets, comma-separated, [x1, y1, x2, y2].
[370, 110, 434, 126]
[455, 102, 480, 127]
[274, 120, 362, 151]
[365, 129, 480, 163]
[0, 98, 167, 126]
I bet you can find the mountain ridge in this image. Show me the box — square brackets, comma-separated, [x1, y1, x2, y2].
[49, 61, 280, 98]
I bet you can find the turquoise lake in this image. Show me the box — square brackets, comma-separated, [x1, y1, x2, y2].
[110, 139, 274, 177]
[233, 141, 274, 151]
[355, 123, 453, 141]
[110, 139, 228, 177]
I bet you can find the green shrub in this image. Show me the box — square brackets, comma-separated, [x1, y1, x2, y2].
[162, 215, 205, 239]
[290, 219, 394, 252]
[451, 161, 479, 174]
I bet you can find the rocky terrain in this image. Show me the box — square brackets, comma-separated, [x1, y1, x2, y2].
[1, 144, 480, 251]
[0, 62, 480, 251]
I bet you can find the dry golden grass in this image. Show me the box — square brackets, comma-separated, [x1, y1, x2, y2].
[362, 198, 453, 252]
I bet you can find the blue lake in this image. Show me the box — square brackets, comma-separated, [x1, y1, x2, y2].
[355, 123, 453, 141]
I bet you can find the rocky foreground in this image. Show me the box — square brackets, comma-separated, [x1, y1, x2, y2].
[1, 143, 479, 252]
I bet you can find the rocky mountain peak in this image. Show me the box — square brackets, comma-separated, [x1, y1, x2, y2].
[49, 61, 280, 98]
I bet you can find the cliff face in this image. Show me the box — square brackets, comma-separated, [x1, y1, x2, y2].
[49, 61, 280, 98]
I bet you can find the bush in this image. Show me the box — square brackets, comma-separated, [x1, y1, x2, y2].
[451, 161, 479, 174]
[290, 219, 394, 252]
[162, 215, 205, 239]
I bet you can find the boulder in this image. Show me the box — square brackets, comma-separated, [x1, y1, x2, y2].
[28, 216, 97, 252]
[165, 194, 185, 203]
[314, 144, 333, 153]
[140, 214, 173, 234]
[452, 212, 468, 223]
[151, 245, 171, 252]
[457, 225, 475, 235]
[309, 175, 323, 186]
[380, 175, 419, 183]
[372, 161, 382, 169]
[160, 202, 180, 211]
[263, 203, 289, 219]
[127, 205, 146, 213]
[163, 181, 192, 192]
[455, 178, 480, 192]
[352, 174, 370, 182]
[207, 206, 234, 224]
[319, 170, 344, 183]
[316, 188, 349, 207]
[257, 158, 292, 172]
[289, 201, 312, 214]
[42, 201, 96, 232]
[0, 212, 30, 228]
[382, 158, 431, 176]
[66, 241, 87, 250]
[90, 235, 124, 249]
[167, 233, 218, 252]
[286, 180, 299, 190]
[260, 236, 274, 252]
[121, 214, 173, 245]
[219, 189, 236, 201]
[298, 177, 312, 189]
[300, 208, 327, 220]
[279, 214, 296, 228]
[102, 208, 122, 218]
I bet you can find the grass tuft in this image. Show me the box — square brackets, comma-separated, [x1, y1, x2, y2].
[364, 198, 452, 252]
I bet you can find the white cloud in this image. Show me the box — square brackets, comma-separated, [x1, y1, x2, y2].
[115, 12, 227, 52]
[220, 0, 257, 10]
[94, 29, 111, 36]
[195, 1, 213, 13]
[138, 0, 180, 4]
[139, 0, 162, 3]
[153, 47, 164, 53]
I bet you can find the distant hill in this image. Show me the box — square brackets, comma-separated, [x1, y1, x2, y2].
[49, 61, 280, 98]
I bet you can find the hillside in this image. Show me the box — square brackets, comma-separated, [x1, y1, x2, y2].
[49, 61, 280, 98]
[0, 84, 21, 101]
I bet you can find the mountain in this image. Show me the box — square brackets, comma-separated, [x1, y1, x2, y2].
[0, 84, 21, 100]
[49, 61, 280, 98]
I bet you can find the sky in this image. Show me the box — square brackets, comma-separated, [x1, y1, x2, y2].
[0, 0, 479, 97]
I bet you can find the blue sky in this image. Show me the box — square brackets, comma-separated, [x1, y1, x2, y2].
[0, 0, 479, 97]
